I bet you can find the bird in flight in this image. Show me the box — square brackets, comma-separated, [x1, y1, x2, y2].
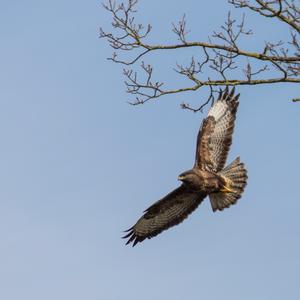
[123, 87, 248, 246]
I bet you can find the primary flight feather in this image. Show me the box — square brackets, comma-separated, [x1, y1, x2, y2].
[123, 87, 248, 246]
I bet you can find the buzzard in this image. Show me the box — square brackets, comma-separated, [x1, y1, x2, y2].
[123, 87, 248, 246]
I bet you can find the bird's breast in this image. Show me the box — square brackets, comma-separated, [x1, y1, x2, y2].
[195, 170, 223, 193]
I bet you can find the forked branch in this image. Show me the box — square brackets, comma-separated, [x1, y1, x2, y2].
[100, 0, 300, 110]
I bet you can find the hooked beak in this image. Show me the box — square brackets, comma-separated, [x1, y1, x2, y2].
[178, 175, 185, 181]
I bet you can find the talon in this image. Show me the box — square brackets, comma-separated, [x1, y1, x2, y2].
[220, 177, 234, 193]
[220, 185, 234, 193]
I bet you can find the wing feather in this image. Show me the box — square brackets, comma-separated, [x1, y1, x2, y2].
[195, 116, 216, 171]
[123, 186, 206, 246]
[195, 87, 239, 172]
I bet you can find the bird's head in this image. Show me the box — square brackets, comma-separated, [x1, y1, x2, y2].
[178, 170, 198, 186]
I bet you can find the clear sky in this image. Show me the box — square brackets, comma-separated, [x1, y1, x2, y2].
[0, 1, 299, 300]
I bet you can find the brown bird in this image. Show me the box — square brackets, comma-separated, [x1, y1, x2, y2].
[123, 87, 248, 246]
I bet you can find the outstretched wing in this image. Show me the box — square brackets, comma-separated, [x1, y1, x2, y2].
[123, 186, 206, 246]
[195, 87, 239, 172]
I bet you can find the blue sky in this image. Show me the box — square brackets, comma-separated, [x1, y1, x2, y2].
[0, 1, 299, 299]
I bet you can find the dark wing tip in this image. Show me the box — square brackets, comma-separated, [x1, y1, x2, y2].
[122, 227, 146, 247]
[123, 226, 134, 233]
[219, 87, 239, 104]
[221, 86, 229, 100]
[122, 230, 134, 239]
[229, 86, 235, 98]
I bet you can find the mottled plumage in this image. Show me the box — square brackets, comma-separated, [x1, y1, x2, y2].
[123, 87, 248, 246]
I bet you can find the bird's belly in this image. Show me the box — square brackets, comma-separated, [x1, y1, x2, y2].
[189, 178, 221, 193]
[202, 174, 223, 193]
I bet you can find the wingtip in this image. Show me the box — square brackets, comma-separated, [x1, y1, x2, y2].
[218, 86, 239, 103]
[125, 232, 136, 245]
[122, 227, 144, 246]
[132, 239, 139, 247]
[122, 231, 133, 239]
[223, 86, 229, 100]
[218, 88, 223, 99]
[123, 227, 134, 233]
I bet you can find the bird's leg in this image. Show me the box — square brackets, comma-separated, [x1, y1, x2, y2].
[220, 177, 234, 193]
[220, 185, 234, 193]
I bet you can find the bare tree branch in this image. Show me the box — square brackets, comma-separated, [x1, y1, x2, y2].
[100, 0, 300, 110]
[230, 0, 300, 33]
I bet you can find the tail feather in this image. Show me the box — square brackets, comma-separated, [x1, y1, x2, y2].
[209, 157, 248, 212]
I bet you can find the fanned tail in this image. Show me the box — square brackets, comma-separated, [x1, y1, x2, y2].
[209, 157, 248, 212]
